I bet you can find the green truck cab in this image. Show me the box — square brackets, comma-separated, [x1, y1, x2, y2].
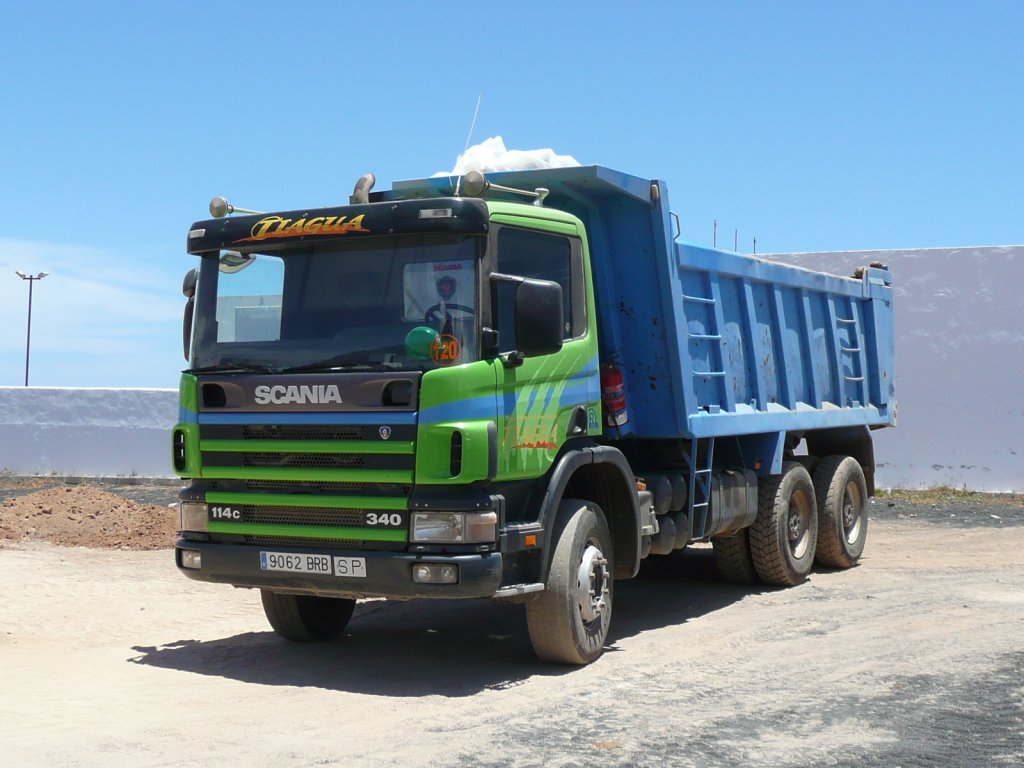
[174, 177, 640, 664]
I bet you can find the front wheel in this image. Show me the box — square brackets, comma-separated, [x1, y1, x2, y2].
[526, 500, 613, 665]
[260, 590, 355, 641]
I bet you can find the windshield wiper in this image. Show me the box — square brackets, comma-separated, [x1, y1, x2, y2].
[188, 360, 275, 374]
[279, 349, 401, 374]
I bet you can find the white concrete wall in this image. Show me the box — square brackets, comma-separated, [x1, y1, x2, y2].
[0, 387, 178, 478]
[764, 245, 1023, 491]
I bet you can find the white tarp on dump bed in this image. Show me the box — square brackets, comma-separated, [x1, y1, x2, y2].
[435, 136, 580, 177]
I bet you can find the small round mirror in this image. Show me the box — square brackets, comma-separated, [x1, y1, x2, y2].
[460, 170, 488, 197]
[209, 196, 231, 218]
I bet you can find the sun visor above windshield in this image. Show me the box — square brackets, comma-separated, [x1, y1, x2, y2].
[186, 198, 489, 255]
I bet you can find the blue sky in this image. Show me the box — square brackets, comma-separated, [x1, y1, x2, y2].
[1, 0, 1021, 388]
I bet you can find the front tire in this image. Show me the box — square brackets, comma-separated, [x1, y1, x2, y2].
[260, 590, 355, 641]
[526, 500, 613, 665]
[749, 462, 818, 586]
[812, 455, 869, 568]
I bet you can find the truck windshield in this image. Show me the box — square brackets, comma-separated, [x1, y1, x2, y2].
[191, 233, 482, 372]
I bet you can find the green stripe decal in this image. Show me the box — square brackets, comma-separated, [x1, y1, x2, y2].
[201, 467, 414, 483]
[206, 492, 407, 510]
[200, 439, 414, 455]
[208, 521, 407, 542]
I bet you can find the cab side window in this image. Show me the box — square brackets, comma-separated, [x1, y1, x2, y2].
[494, 228, 584, 353]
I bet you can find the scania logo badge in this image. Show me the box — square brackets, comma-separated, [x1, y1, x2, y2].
[379, 425, 392, 440]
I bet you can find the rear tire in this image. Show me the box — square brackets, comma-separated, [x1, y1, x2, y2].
[260, 590, 355, 641]
[711, 528, 759, 584]
[526, 500, 613, 665]
[749, 462, 818, 586]
[812, 455, 869, 568]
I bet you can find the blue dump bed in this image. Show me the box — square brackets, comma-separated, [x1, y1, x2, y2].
[391, 165, 895, 442]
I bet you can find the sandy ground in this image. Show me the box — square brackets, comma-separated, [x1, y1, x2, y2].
[1, 507, 1022, 767]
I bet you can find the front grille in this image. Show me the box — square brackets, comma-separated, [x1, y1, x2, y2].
[200, 418, 415, 552]
[200, 423, 417, 442]
[240, 506, 368, 527]
[243, 534, 364, 549]
[242, 425, 364, 441]
[204, 451, 410, 471]
[244, 480, 373, 493]
[241, 452, 366, 469]
[237, 534, 405, 552]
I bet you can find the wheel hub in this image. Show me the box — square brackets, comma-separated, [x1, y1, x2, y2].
[842, 481, 864, 544]
[577, 544, 610, 623]
[788, 505, 804, 541]
[843, 499, 856, 528]
[787, 492, 812, 559]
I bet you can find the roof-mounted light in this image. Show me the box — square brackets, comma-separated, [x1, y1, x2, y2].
[419, 208, 454, 219]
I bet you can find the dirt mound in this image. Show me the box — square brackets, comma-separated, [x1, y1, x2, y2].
[0, 485, 177, 550]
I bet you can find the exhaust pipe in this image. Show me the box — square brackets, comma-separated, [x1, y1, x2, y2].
[350, 173, 376, 205]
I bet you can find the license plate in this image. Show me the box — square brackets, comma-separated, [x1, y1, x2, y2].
[259, 551, 366, 578]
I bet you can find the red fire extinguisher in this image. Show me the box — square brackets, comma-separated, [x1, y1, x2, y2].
[601, 364, 629, 427]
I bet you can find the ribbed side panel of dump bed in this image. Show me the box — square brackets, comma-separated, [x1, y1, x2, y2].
[675, 244, 894, 438]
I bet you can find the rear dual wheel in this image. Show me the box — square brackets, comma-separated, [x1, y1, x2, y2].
[812, 455, 869, 568]
[712, 528, 758, 584]
[749, 461, 818, 586]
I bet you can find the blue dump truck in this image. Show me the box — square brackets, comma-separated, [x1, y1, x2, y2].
[174, 165, 895, 664]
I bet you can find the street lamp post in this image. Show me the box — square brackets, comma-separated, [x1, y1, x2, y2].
[14, 271, 48, 387]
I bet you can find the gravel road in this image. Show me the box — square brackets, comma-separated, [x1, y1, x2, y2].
[1, 499, 1021, 768]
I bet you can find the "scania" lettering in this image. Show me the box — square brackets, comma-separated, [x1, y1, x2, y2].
[253, 384, 343, 405]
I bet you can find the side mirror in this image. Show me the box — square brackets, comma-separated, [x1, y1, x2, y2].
[182, 268, 197, 360]
[515, 278, 563, 358]
[182, 268, 197, 298]
[183, 299, 195, 361]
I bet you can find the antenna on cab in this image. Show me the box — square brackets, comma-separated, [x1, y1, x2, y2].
[454, 93, 483, 197]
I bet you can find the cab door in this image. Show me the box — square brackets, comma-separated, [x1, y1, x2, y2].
[490, 221, 600, 481]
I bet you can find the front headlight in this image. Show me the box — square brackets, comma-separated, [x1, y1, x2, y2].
[411, 511, 497, 544]
[179, 502, 208, 532]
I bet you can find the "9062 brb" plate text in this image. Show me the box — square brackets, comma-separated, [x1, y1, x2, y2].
[259, 551, 366, 578]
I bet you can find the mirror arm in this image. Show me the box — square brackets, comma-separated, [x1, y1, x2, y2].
[500, 351, 525, 369]
[481, 327, 500, 357]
